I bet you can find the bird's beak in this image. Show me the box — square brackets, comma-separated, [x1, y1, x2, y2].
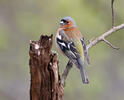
[60, 21, 64, 25]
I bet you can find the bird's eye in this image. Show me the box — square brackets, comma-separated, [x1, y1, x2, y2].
[61, 19, 69, 24]
[61, 19, 66, 23]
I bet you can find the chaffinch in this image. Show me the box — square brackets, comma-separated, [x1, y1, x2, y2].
[56, 16, 90, 84]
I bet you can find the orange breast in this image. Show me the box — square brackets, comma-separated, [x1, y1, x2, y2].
[63, 27, 83, 40]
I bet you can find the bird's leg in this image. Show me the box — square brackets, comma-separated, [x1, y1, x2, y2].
[61, 60, 73, 87]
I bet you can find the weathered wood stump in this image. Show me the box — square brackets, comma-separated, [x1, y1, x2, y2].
[29, 35, 64, 100]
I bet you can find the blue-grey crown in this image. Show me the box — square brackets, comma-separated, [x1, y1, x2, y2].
[62, 16, 76, 27]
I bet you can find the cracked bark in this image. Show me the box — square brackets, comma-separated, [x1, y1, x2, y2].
[29, 35, 64, 100]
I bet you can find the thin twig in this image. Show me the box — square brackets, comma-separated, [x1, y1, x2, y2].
[87, 24, 124, 50]
[88, 37, 95, 44]
[111, 0, 115, 27]
[61, 60, 73, 87]
[102, 38, 119, 50]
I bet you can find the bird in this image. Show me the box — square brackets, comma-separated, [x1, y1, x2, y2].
[56, 16, 90, 84]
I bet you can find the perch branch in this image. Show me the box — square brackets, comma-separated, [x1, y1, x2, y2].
[61, 60, 73, 87]
[61, 23, 124, 87]
[87, 24, 124, 50]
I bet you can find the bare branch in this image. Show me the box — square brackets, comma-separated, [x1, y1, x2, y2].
[88, 37, 95, 44]
[111, 0, 115, 27]
[102, 38, 119, 50]
[61, 24, 124, 87]
[61, 1, 123, 86]
[61, 60, 73, 87]
[87, 24, 124, 50]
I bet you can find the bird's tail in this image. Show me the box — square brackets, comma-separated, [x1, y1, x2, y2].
[76, 58, 89, 84]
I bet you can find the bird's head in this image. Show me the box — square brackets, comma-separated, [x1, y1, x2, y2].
[60, 16, 76, 28]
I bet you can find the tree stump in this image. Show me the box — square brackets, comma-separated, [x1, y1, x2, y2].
[29, 35, 64, 100]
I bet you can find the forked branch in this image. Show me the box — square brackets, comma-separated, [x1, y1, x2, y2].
[61, 0, 124, 85]
[61, 23, 124, 87]
[87, 24, 124, 50]
[102, 38, 119, 50]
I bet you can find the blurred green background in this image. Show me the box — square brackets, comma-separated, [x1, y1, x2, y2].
[0, 0, 124, 100]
